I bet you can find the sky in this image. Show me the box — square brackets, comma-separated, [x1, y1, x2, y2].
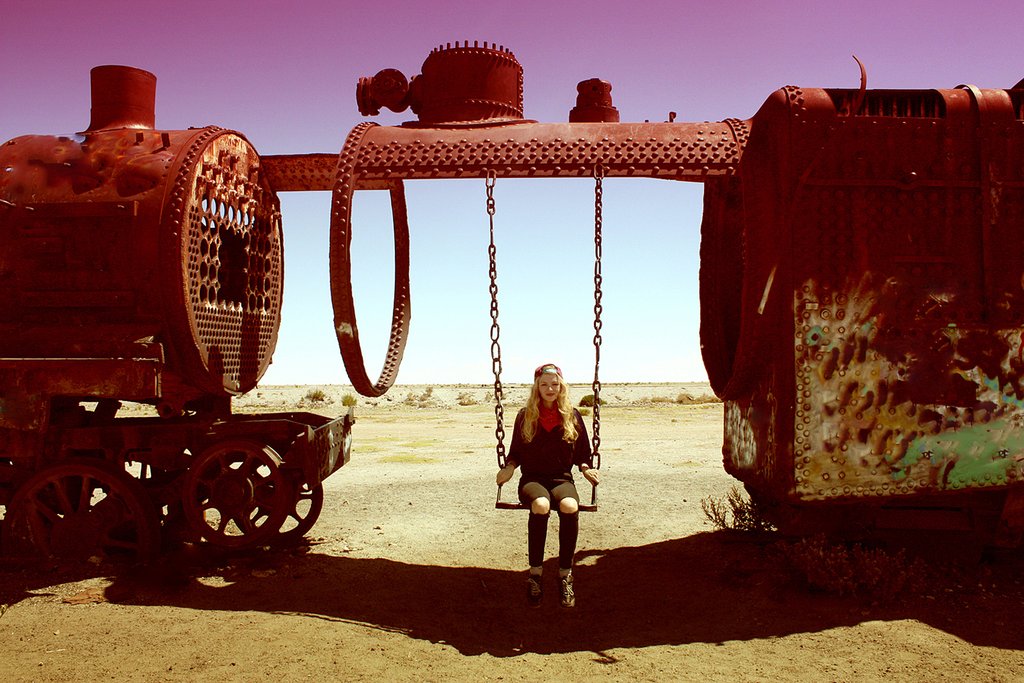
[4, 0, 1022, 388]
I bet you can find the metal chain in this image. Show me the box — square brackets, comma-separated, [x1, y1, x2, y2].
[592, 164, 604, 470]
[485, 170, 507, 468]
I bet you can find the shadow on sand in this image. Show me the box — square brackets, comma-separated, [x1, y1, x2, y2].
[2, 530, 1012, 657]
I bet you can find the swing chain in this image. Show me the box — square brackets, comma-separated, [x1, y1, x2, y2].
[592, 164, 604, 469]
[486, 170, 507, 468]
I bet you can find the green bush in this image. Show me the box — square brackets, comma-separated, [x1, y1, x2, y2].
[579, 394, 607, 407]
[341, 393, 358, 407]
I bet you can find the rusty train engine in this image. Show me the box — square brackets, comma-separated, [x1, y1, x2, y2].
[0, 66, 352, 560]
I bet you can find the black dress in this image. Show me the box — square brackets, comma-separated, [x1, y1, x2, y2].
[508, 407, 593, 502]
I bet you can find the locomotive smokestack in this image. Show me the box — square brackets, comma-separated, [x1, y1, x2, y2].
[87, 65, 156, 131]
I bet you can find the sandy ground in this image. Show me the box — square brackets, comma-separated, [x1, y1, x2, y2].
[1, 383, 1022, 682]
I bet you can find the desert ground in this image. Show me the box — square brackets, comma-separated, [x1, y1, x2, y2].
[1, 382, 1022, 682]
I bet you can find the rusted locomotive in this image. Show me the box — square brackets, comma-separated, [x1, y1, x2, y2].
[0, 66, 352, 560]
[322, 44, 1024, 546]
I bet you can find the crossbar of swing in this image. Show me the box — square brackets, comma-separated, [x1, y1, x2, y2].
[495, 482, 599, 512]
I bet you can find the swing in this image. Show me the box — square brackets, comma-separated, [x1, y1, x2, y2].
[489, 166, 606, 512]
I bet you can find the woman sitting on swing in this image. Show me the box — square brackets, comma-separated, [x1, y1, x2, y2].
[496, 363, 601, 608]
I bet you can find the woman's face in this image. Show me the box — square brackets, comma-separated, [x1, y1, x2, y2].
[537, 373, 561, 407]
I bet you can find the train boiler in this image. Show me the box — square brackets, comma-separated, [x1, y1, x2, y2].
[0, 66, 352, 559]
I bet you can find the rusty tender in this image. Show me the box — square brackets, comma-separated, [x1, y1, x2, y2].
[2, 43, 1024, 560]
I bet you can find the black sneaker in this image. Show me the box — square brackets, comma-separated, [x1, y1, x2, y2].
[526, 575, 543, 607]
[559, 573, 575, 608]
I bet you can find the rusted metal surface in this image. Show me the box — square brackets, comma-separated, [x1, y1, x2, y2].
[357, 41, 523, 124]
[264, 121, 743, 191]
[0, 66, 283, 406]
[182, 438, 291, 547]
[0, 66, 349, 560]
[569, 79, 620, 123]
[330, 127, 411, 397]
[262, 153, 337, 192]
[698, 84, 1024, 533]
[0, 357, 162, 431]
[87, 64, 157, 131]
[4, 458, 161, 561]
[0, 408, 354, 555]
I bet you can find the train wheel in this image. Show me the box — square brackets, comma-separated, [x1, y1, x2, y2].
[181, 439, 290, 548]
[273, 482, 325, 546]
[2, 458, 160, 563]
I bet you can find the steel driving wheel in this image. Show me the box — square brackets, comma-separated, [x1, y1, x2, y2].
[182, 439, 290, 548]
[273, 482, 325, 545]
[2, 458, 160, 563]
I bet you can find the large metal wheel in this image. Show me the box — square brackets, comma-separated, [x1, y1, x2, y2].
[182, 439, 290, 548]
[273, 482, 325, 546]
[2, 458, 160, 562]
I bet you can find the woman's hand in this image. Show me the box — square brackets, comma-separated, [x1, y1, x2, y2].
[496, 463, 516, 485]
[581, 466, 600, 486]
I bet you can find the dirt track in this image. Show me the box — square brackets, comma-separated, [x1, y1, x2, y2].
[1, 385, 1022, 681]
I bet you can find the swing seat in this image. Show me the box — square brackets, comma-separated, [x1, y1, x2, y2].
[495, 483, 598, 512]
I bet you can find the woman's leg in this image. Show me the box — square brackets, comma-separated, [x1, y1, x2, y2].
[551, 482, 580, 571]
[520, 481, 552, 569]
[550, 481, 580, 607]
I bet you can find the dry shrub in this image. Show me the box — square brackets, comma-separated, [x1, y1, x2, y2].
[341, 393, 358, 407]
[302, 388, 329, 405]
[676, 391, 722, 404]
[704, 488, 926, 601]
[457, 392, 478, 406]
[403, 386, 435, 408]
[781, 534, 927, 600]
[579, 394, 607, 407]
[701, 486, 776, 532]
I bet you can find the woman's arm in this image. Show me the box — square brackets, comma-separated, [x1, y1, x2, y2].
[572, 409, 600, 484]
[496, 459, 516, 484]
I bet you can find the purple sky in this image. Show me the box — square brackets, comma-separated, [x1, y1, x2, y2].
[4, 0, 1022, 386]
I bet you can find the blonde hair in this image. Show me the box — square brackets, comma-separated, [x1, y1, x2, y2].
[521, 372, 578, 443]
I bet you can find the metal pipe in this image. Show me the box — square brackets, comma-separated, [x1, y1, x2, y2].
[262, 119, 748, 191]
[86, 65, 157, 131]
